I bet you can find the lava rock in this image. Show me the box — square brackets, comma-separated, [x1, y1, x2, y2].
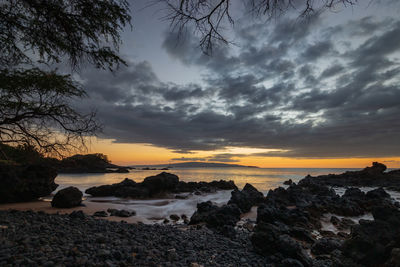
[93, 211, 108, 217]
[189, 201, 241, 229]
[228, 183, 264, 213]
[283, 179, 293, 185]
[365, 187, 390, 199]
[311, 238, 343, 255]
[142, 172, 179, 194]
[0, 162, 58, 203]
[51, 187, 82, 208]
[169, 214, 180, 221]
[107, 209, 135, 217]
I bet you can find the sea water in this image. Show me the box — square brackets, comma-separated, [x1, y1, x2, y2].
[52, 167, 400, 223]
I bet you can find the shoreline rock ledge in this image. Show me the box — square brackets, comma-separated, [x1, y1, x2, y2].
[85, 172, 237, 198]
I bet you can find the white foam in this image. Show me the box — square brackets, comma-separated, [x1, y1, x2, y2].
[87, 190, 233, 224]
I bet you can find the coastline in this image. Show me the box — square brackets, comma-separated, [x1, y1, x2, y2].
[0, 194, 258, 225]
[2, 163, 400, 266]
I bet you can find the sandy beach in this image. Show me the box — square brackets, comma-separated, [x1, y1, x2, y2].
[0, 196, 258, 225]
[0, 199, 145, 224]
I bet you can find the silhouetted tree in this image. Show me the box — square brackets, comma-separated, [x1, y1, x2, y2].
[162, 0, 357, 53]
[0, 0, 131, 156]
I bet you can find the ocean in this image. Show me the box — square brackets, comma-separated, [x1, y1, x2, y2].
[55, 167, 359, 194]
[49, 167, 367, 223]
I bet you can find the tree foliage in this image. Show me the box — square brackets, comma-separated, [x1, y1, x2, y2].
[162, 0, 358, 53]
[0, 68, 100, 155]
[1, 0, 131, 69]
[0, 0, 131, 156]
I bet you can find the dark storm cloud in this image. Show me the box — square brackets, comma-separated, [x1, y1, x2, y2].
[319, 63, 344, 79]
[300, 40, 337, 61]
[77, 9, 400, 159]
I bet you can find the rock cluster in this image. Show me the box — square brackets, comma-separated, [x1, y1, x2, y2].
[187, 162, 400, 266]
[93, 209, 136, 218]
[85, 172, 237, 198]
[303, 161, 400, 188]
[189, 183, 264, 235]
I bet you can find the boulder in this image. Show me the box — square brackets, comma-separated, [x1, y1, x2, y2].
[189, 201, 241, 229]
[362, 162, 386, 175]
[311, 238, 343, 255]
[343, 188, 365, 200]
[142, 172, 179, 194]
[228, 183, 264, 213]
[388, 248, 400, 267]
[252, 223, 312, 266]
[0, 162, 58, 203]
[51, 186, 82, 208]
[85, 178, 149, 198]
[365, 187, 390, 199]
[170, 214, 180, 221]
[343, 205, 400, 266]
[283, 179, 293, 185]
[257, 204, 311, 228]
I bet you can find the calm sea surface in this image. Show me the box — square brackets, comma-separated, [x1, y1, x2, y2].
[56, 167, 359, 194]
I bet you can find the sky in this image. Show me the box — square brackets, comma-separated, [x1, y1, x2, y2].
[73, 0, 400, 168]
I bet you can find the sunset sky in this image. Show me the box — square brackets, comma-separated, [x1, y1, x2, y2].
[73, 0, 400, 168]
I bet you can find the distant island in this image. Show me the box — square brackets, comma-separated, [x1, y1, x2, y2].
[132, 162, 259, 168]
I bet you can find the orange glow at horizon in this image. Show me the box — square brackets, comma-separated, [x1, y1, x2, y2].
[87, 138, 400, 169]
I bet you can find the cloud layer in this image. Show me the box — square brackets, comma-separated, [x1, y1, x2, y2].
[77, 8, 400, 159]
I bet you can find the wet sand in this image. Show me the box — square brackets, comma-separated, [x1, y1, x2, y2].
[0, 199, 145, 223]
[0, 196, 259, 225]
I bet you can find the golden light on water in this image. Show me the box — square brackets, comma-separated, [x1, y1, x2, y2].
[85, 138, 400, 168]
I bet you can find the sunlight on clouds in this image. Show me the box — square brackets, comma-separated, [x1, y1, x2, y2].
[85, 138, 400, 168]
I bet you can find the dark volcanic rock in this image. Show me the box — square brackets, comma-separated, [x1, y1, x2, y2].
[85, 178, 149, 198]
[301, 162, 400, 188]
[283, 179, 293, 185]
[169, 214, 180, 221]
[107, 209, 135, 217]
[342, 205, 400, 266]
[0, 162, 58, 203]
[311, 238, 343, 255]
[51, 187, 83, 208]
[228, 183, 265, 213]
[85, 173, 237, 199]
[343, 188, 365, 200]
[93, 211, 108, 217]
[175, 180, 237, 193]
[365, 187, 390, 199]
[142, 172, 179, 194]
[252, 223, 312, 266]
[189, 201, 241, 230]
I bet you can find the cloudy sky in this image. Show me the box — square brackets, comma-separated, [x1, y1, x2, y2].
[75, 0, 400, 167]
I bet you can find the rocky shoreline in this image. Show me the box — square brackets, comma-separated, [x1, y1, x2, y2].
[1, 162, 400, 266]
